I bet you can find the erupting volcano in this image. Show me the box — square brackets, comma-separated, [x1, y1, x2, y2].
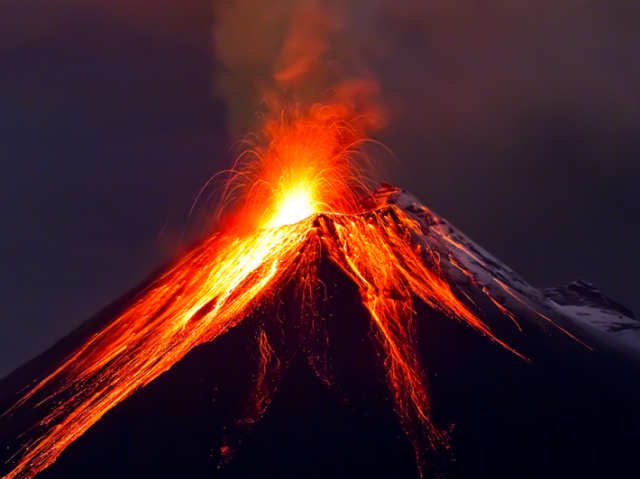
[1, 102, 639, 479]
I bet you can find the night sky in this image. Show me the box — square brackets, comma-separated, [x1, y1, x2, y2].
[1, 0, 639, 378]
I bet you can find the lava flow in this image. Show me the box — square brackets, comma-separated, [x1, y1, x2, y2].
[3, 104, 531, 479]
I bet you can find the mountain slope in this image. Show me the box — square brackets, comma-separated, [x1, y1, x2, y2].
[1, 184, 638, 479]
[379, 183, 640, 361]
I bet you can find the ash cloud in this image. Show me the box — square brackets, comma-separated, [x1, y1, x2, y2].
[212, 0, 640, 168]
[212, 0, 385, 132]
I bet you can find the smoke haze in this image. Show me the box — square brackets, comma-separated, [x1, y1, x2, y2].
[213, 0, 385, 132]
[213, 0, 640, 164]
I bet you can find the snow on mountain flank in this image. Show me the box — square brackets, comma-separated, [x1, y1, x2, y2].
[375, 183, 640, 360]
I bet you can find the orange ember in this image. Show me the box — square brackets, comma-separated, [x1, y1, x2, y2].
[4, 103, 543, 479]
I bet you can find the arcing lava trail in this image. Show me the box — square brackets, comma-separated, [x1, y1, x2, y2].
[1, 104, 623, 479]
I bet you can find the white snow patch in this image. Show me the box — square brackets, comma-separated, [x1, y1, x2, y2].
[549, 301, 640, 359]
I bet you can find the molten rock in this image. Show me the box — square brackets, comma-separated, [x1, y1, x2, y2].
[0, 184, 638, 479]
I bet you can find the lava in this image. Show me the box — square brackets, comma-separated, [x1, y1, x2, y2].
[4, 104, 544, 479]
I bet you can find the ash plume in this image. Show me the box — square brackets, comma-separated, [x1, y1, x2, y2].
[212, 0, 640, 172]
[212, 0, 385, 133]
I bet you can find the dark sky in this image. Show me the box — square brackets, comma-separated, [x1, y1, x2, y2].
[1, 0, 639, 378]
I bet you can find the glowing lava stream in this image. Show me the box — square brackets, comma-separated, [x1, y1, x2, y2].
[3, 108, 528, 479]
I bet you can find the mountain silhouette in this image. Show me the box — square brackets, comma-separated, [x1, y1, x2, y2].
[1, 184, 638, 479]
